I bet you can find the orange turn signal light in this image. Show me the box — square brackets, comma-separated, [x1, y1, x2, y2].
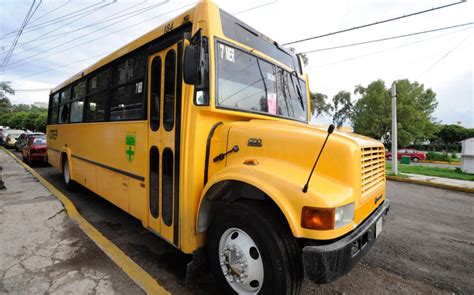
[301, 207, 335, 230]
[243, 159, 259, 166]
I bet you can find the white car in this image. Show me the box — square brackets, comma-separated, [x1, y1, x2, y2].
[4, 130, 24, 148]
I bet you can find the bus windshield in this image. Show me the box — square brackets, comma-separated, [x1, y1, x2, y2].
[216, 42, 308, 122]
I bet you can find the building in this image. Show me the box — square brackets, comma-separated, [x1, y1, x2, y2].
[461, 138, 474, 174]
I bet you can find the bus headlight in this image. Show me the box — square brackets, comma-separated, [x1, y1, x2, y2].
[335, 202, 354, 228]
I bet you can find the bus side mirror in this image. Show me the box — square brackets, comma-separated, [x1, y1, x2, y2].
[184, 45, 199, 85]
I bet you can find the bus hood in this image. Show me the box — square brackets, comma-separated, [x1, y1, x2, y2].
[223, 119, 386, 210]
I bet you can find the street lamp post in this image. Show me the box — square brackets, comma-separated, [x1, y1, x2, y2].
[391, 81, 398, 175]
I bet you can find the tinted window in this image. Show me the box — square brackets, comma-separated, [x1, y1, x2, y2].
[216, 43, 307, 121]
[51, 93, 59, 108]
[85, 92, 107, 122]
[164, 50, 176, 131]
[73, 81, 85, 100]
[110, 83, 144, 120]
[70, 100, 84, 123]
[50, 106, 58, 124]
[58, 88, 70, 124]
[150, 56, 161, 131]
[162, 148, 173, 226]
[88, 69, 110, 93]
[33, 137, 46, 145]
[58, 104, 69, 123]
[149, 146, 159, 218]
[220, 9, 296, 70]
[113, 53, 146, 86]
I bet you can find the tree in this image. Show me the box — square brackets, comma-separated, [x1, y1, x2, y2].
[7, 112, 28, 129]
[34, 113, 47, 133]
[310, 92, 332, 117]
[352, 79, 438, 147]
[437, 124, 468, 151]
[24, 112, 40, 131]
[332, 91, 353, 127]
[0, 81, 14, 99]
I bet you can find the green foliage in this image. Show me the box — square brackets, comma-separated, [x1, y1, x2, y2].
[7, 112, 28, 129]
[332, 90, 353, 127]
[0, 81, 15, 99]
[386, 163, 474, 181]
[310, 92, 333, 117]
[426, 151, 460, 162]
[0, 81, 47, 131]
[351, 79, 438, 146]
[437, 124, 469, 145]
[34, 113, 47, 133]
[426, 151, 450, 161]
[352, 80, 391, 141]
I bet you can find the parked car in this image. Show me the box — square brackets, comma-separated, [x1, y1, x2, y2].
[0, 127, 4, 146]
[15, 132, 44, 151]
[22, 136, 47, 166]
[386, 149, 427, 162]
[4, 130, 24, 148]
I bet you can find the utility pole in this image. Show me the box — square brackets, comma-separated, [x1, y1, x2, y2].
[391, 81, 398, 175]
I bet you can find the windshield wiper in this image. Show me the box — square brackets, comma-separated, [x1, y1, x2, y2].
[289, 71, 305, 111]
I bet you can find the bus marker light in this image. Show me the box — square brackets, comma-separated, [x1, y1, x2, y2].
[301, 207, 335, 230]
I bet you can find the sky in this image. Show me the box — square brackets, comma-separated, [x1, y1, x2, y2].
[0, 0, 472, 127]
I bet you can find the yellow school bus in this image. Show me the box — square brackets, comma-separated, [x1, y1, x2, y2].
[47, 0, 389, 293]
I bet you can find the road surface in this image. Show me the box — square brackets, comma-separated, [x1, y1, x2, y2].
[11, 151, 474, 294]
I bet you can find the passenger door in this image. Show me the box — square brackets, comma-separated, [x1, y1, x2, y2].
[147, 42, 183, 247]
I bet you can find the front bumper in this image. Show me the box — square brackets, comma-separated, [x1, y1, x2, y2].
[302, 200, 390, 283]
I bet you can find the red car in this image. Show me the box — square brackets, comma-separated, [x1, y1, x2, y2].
[22, 136, 47, 166]
[386, 148, 426, 162]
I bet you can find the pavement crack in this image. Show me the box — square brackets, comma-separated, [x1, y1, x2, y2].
[47, 208, 66, 221]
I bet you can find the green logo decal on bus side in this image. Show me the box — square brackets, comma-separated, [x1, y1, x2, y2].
[125, 134, 136, 163]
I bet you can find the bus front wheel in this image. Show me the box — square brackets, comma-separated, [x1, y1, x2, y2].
[207, 200, 303, 295]
[62, 157, 76, 191]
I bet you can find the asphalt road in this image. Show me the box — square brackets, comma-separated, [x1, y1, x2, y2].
[14, 152, 474, 294]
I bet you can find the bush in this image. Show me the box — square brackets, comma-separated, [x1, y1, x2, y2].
[427, 152, 450, 162]
[451, 153, 458, 159]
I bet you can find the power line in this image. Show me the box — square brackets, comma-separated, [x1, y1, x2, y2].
[283, 1, 467, 46]
[0, 1, 106, 39]
[306, 26, 473, 70]
[234, 0, 278, 15]
[1, 0, 40, 71]
[13, 0, 125, 53]
[303, 22, 474, 54]
[13, 1, 162, 53]
[418, 32, 472, 78]
[17, 51, 111, 80]
[26, 1, 71, 25]
[10, 3, 195, 76]
[6, 1, 174, 69]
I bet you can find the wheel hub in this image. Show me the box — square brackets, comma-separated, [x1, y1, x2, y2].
[218, 228, 263, 294]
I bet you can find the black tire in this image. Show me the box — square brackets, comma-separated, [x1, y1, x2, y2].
[387, 156, 392, 161]
[412, 157, 420, 162]
[207, 200, 303, 295]
[62, 157, 77, 191]
[27, 155, 33, 167]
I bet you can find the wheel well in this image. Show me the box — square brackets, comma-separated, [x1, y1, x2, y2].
[60, 152, 67, 173]
[197, 180, 291, 235]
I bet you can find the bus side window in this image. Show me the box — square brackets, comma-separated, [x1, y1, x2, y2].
[49, 92, 60, 124]
[163, 50, 176, 131]
[150, 56, 162, 131]
[58, 88, 71, 124]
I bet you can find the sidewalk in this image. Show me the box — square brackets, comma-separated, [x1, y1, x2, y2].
[387, 172, 474, 193]
[0, 149, 142, 294]
[403, 173, 474, 190]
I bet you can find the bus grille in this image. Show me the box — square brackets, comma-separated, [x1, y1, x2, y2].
[361, 146, 385, 199]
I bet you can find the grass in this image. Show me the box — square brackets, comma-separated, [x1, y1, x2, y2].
[386, 164, 474, 181]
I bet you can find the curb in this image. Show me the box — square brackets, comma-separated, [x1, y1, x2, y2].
[1, 147, 169, 295]
[387, 175, 474, 194]
[420, 160, 460, 166]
